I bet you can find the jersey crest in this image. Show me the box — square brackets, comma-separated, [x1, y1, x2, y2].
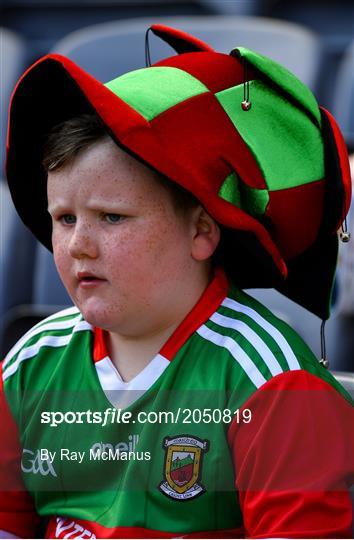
[159, 435, 209, 501]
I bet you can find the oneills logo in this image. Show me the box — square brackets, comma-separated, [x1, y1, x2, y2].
[159, 435, 209, 500]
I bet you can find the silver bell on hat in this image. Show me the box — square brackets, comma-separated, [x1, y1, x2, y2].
[340, 231, 351, 243]
[241, 100, 252, 111]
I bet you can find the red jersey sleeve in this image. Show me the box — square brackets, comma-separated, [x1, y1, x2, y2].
[228, 369, 354, 538]
[0, 361, 41, 538]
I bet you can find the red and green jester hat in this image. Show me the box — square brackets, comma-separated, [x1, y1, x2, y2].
[6, 24, 352, 324]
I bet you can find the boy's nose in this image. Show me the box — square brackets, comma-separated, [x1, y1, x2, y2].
[68, 223, 98, 259]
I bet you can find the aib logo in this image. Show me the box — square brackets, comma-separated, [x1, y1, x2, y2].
[21, 449, 57, 477]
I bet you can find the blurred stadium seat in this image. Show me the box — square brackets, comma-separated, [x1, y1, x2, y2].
[0, 241, 71, 356]
[0, 27, 27, 177]
[267, 0, 354, 107]
[2, 1, 208, 63]
[0, 187, 37, 355]
[332, 371, 354, 400]
[33, 243, 71, 306]
[197, 0, 264, 16]
[0, 28, 37, 355]
[51, 15, 323, 91]
[332, 39, 354, 150]
[0, 183, 13, 265]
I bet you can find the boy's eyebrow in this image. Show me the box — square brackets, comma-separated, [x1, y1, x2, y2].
[47, 201, 135, 214]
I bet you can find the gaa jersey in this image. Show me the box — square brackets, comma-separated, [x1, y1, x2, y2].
[0, 269, 353, 538]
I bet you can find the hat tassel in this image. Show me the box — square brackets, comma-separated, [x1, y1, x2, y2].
[319, 320, 329, 368]
[145, 27, 152, 67]
[340, 217, 351, 243]
[241, 58, 252, 111]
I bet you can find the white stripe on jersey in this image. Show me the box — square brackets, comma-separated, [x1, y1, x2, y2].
[222, 297, 301, 371]
[96, 353, 169, 408]
[209, 312, 283, 377]
[3, 310, 82, 369]
[2, 320, 92, 382]
[74, 321, 92, 333]
[34, 306, 80, 327]
[197, 324, 267, 388]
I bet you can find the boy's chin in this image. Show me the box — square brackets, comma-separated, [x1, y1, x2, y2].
[77, 302, 126, 334]
[76, 302, 113, 329]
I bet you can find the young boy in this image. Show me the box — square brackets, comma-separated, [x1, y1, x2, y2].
[1, 24, 353, 539]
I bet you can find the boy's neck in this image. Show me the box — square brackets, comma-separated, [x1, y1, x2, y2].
[105, 322, 180, 382]
[105, 267, 211, 382]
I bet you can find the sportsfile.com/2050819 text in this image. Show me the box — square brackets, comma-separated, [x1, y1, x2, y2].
[40, 407, 252, 427]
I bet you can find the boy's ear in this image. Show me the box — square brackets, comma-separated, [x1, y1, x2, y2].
[191, 207, 220, 261]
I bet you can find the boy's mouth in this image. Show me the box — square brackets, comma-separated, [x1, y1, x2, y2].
[77, 271, 107, 288]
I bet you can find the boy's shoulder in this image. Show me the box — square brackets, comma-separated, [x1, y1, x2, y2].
[208, 283, 318, 371]
[1, 306, 91, 386]
[205, 284, 352, 405]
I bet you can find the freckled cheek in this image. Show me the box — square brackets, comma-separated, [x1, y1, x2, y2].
[52, 235, 74, 287]
[144, 220, 190, 268]
[106, 224, 189, 288]
[102, 240, 138, 276]
[100, 231, 155, 287]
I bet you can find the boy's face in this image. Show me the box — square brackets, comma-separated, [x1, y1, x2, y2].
[47, 139, 205, 336]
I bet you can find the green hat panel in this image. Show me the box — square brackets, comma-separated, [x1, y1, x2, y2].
[216, 80, 324, 190]
[233, 47, 321, 126]
[219, 171, 269, 217]
[105, 66, 209, 121]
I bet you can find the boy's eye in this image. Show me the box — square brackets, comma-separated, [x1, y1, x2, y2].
[60, 214, 76, 225]
[104, 213, 123, 224]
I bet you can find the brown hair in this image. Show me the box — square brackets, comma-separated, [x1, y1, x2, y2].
[42, 113, 199, 215]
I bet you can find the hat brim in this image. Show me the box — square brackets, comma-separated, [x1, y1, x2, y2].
[273, 107, 351, 320]
[275, 233, 338, 321]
